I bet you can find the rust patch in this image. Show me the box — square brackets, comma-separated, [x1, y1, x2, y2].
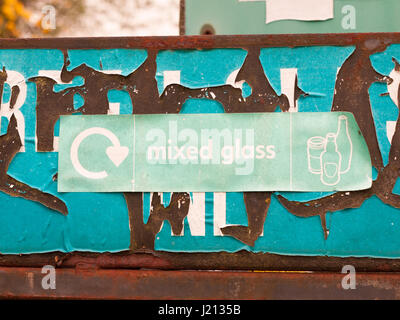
[124, 192, 191, 251]
[221, 192, 271, 246]
[228, 47, 290, 113]
[29, 76, 81, 152]
[0, 114, 67, 215]
[331, 43, 390, 170]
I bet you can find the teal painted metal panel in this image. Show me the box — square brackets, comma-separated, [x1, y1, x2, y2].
[0, 35, 400, 259]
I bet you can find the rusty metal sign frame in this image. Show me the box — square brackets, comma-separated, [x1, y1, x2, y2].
[3, 268, 400, 300]
[1, 33, 400, 299]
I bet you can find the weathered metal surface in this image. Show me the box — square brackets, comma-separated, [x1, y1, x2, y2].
[0, 267, 399, 300]
[0, 33, 396, 49]
[1, 33, 400, 265]
[2, 251, 400, 273]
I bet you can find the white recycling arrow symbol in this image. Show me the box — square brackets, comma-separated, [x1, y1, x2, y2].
[70, 127, 129, 180]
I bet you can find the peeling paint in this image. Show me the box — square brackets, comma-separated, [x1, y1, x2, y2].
[0, 35, 399, 259]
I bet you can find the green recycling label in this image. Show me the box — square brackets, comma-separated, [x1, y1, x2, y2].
[58, 112, 372, 192]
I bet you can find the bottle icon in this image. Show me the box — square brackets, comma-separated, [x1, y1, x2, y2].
[320, 133, 341, 186]
[336, 115, 352, 173]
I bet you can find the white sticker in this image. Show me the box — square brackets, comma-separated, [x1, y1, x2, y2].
[265, 0, 334, 24]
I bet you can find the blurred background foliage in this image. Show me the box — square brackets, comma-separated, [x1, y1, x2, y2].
[0, 0, 178, 38]
[0, 0, 37, 37]
[0, 0, 84, 37]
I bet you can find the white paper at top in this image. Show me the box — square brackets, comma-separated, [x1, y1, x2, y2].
[266, 0, 334, 24]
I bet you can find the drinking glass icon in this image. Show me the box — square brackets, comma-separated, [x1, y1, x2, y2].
[307, 136, 325, 174]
